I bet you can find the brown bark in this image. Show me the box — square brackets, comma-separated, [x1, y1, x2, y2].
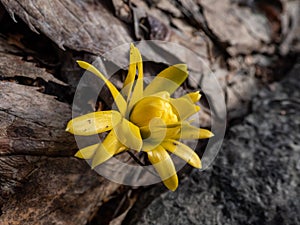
[0, 0, 299, 224]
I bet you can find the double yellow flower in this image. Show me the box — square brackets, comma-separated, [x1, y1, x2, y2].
[66, 44, 213, 191]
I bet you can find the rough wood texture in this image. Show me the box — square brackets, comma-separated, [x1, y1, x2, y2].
[0, 36, 123, 224]
[0, 158, 120, 225]
[0, 0, 299, 224]
[1, 0, 132, 54]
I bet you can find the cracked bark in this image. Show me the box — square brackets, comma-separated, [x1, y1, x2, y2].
[0, 0, 299, 224]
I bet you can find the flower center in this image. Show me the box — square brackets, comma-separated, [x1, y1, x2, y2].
[129, 96, 178, 128]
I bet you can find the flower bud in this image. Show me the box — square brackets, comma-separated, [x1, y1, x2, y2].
[130, 96, 178, 127]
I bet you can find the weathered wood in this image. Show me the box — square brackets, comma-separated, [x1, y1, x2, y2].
[0, 36, 124, 224]
[0, 0, 132, 54]
[0, 157, 120, 225]
[0, 0, 299, 224]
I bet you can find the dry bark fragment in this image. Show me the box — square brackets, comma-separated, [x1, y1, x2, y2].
[0, 0, 132, 55]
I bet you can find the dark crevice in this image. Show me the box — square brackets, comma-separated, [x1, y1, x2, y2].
[121, 186, 167, 225]
[87, 187, 134, 225]
[0, 75, 73, 104]
[0, 10, 62, 69]
[0, 7, 76, 101]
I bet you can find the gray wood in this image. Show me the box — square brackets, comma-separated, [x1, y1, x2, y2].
[0, 0, 299, 224]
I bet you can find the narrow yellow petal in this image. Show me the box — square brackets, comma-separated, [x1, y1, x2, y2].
[77, 60, 127, 116]
[175, 124, 214, 140]
[123, 43, 137, 101]
[114, 118, 142, 151]
[75, 143, 99, 159]
[147, 146, 178, 191]
[143, 64, 188, 96]
[161, 139, 201, 168]
[127, 46, 144, 113]
[170, 97, 200, 120]
[92, 130, 127, 168]
[66, 111, 121, 136]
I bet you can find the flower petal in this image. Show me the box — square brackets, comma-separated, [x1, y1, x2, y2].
[149, 91, 170, 100]
[143, 64, 188, 96]
[182, 91, 201, 103]
[130, 96, 178, 127]
[127, 45, 144, 113]
[66, 111, 122, 136]
[123, 43, 138, 101]
[75, 143, 99, 159]
[147, 146, 178, 191]
[175, 123, 214, 139]
[92, 130, 127, 168]
[114, 118, 143, 151]
[140, 119, 180, 141]
[77, 60, 127, 116]
[170, 97, 200, 120]
[161, 139, 201, 168]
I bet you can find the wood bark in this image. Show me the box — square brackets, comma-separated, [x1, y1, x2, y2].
[0, 0, 299, 224]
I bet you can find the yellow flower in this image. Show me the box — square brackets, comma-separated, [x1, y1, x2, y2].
[66, 44, 213, 191]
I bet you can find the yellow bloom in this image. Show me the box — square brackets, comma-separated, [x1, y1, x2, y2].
[66, 44, 213, 191]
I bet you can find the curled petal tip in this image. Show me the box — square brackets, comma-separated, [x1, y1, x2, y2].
[76, 60, 85, 67]
[175, 64, 187, 71]
[199, 162, 202, 169]
[74, 151, 83, 159]
[208, 131, 214, 138]
[163, 175, 178, 191]
[193, 158, 202, 169]
[199, 129, 214, 139]
[91, 159, 101, 169]
[189, 91, 201, 103]
[74, 144, 98, 159]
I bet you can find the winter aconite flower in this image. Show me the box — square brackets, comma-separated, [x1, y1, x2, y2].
[66, 44, 213, 191]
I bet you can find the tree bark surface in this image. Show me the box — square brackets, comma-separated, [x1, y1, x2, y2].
[0, 0, 299, 224]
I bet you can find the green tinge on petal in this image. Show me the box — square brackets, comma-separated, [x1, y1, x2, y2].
[75, 143, 99, 159]
[161, 139, 201, 168]
[147, 146, 178, 191]
[170, 97, 200, 120]
[123, 44, 138, 101]
[92, 130, 127, 168]
[127, 45, 144, 113]
[175, 124, 214, 140]
[77, 60, 127, 116]
[114, 118, 142, 151]
[143, 64, 188, 96]
[66, 110, 121, 136]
